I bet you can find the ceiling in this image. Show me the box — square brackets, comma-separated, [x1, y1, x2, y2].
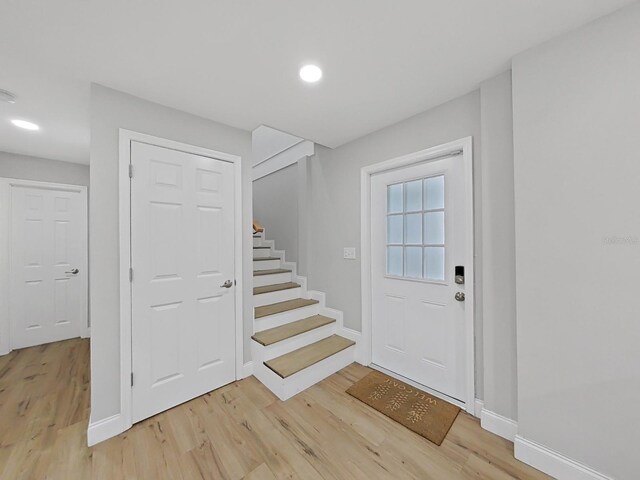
[0, 0, 635, 165]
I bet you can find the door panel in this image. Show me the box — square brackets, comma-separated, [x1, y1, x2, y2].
[196, 295, 223, 369]
[371, 155, 468, 402]
[10, 185, 87, 349]
[131, 142, 236, 423]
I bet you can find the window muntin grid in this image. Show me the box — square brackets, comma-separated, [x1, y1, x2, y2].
[386, 175, 445, 281]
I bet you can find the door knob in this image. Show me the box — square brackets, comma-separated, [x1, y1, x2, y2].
[65, 268, 79, 275]
[220, 280, 233, 289]
[454, 292, 465, 302]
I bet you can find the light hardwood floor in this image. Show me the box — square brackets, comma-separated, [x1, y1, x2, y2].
[0, 338, 551, 479]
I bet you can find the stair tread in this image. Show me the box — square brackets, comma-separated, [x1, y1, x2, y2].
[252, 315, 336, 346]
[264, 335, 355, 378]
[254, 257, 280, 261]
[255, 298, 318, 318]
[254, 282, 300, 295]
[254, 269, 292, 277]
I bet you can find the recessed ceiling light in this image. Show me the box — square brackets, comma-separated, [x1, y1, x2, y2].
[11, 119, 40, 131]
[299, 64, 322, 83]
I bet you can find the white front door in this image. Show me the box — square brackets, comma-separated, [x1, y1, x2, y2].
[10, 183, 88, 349]
[371, 153, 469, 402]
[130, 141, 236, 423]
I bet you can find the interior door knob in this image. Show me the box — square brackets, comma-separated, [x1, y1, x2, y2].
[220, 280, 233, 289]
[454, 292, 465, 302]
[65, 268, 79, 275]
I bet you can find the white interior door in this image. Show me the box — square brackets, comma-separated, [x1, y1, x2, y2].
[131, 141, 236, 423]
[9, 183, 88, 350]
[371, 154, 469, 402]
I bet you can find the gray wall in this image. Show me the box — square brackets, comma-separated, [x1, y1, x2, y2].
[479, 72, 518, 421]
[253, 163, 299, 262]
[90, 84, 252, 423]
[305, 91, 485, 399]
[0, 151, 89, 185]
[512, 4, 640, 478]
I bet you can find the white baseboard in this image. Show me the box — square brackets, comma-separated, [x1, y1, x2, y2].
[474, 399, 484, 418]
[480, 408, 518, 441]
[241, 361, 254, 379]
[514, 435, 613, 480]
[337, 326, 366, 365]
[87, 413, 126, 447]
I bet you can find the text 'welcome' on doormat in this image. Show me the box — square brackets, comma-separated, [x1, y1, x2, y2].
[346, 370, 460, 445]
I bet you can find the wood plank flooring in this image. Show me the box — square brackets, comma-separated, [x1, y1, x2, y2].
[0, 338, 551, 479]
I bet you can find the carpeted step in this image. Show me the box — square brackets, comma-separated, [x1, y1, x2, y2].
[264, 335, 355, 378]
[253, 268, 292, 277]
[251, 315, 335, 346]
[255, 298, 318, 319]
[253, 282, 300, 295]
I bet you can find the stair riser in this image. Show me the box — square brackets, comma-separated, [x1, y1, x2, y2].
[282, 346, 354, 399]
[254, 304, 321, 331]
[253, 287, 302, 307]
[252, 248, 272, 258]
[253, 238, 262, 247]
[253, 272, 292, 287]
[255, 323, 337, 361]
[253, 259, 281, 271]
[252, 346, 355, 401]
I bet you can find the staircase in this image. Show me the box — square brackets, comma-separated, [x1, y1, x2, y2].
[251, 230, 356, 400]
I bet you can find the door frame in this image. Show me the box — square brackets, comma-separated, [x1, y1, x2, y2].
[118, 129, 244, 432]
[360, 136, 475, 413]
[0, 177, 89, 356]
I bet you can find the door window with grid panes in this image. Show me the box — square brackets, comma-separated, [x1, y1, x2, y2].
[386, 175, 445, 281]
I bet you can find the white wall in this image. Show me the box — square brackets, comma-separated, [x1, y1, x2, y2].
[252, 125, 302, 166]
[253, 163, 299, 263]
[89, 84, 252, 423]
[305, 91, 485, 399]
[0, 151, 89, 186]
[512, 4, 640, 478]
[480, 72, 518, 421]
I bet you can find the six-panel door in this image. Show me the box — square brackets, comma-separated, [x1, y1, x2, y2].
[10, 185, 87, 349]
[130, 142, 236, 423]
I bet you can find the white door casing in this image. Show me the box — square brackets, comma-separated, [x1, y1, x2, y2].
[130, 141, 236, 423]
[361, 138, 475, 412]
[0, 179, 88, 353]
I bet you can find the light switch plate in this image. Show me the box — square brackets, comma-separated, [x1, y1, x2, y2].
[343, 247, 356, 260]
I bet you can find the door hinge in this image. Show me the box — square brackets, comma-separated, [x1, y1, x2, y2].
[131, 372, 134, 387]
[129, 267, 133, 282]
[129, 164, 133, 178]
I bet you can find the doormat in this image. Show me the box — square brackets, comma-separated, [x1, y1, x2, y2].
[346, 370, 460, 445]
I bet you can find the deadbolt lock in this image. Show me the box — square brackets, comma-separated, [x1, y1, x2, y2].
[455, 266, 465, 284]
[455, 292, 465, 302]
